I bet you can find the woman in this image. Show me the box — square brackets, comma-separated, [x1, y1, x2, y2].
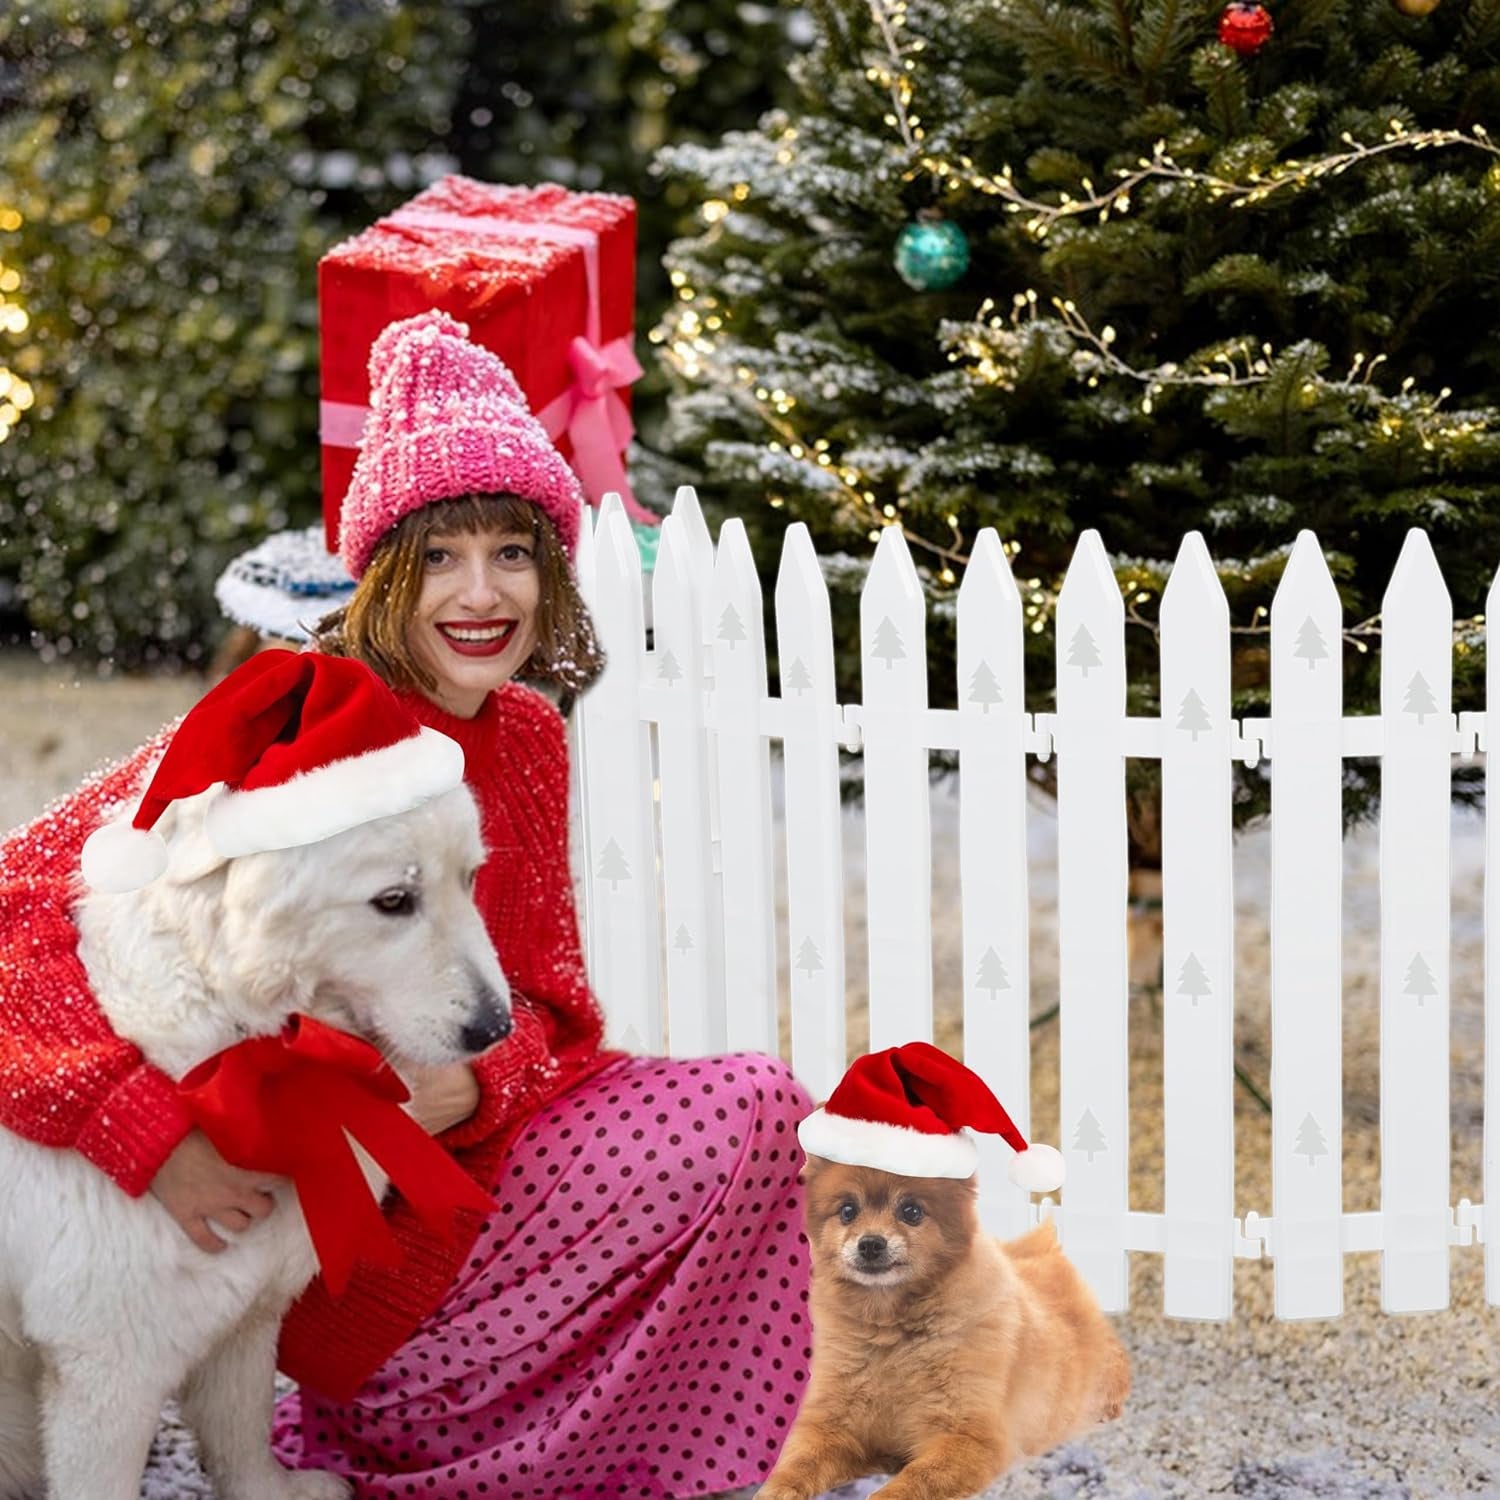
[0, 311, 815, 1500]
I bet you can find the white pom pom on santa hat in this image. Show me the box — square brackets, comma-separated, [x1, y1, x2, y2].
[796, 1040, 1067, 1193]
[80, 819, 169, 894]
[1007, 1141, 1066, 1194]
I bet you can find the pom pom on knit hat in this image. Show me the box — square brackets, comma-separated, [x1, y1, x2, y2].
[339, 310, 586, 580]
[797, 1040, 1065, 1194]
[80, 650, 465, 893]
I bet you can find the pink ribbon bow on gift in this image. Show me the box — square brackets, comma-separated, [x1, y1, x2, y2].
[536, 334, 653, 526]
[381, 201, 660, 530]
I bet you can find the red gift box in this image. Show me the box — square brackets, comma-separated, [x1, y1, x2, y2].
[318, 176, 653, 555]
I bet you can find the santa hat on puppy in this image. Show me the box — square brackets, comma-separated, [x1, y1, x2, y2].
[80, 650, 465, 893]
[797, 1041, 1065, 1193]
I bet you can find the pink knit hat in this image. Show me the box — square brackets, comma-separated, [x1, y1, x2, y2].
[338, 310, 586, 579]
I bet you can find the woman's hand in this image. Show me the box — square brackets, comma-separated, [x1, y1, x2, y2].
[403, 1061, 481, 1135]
[149, 1128, 282, 1253]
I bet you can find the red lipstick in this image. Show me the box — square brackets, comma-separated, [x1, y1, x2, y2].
[435, 619, 518, 659]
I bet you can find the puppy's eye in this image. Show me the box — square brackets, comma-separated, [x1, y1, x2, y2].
[371, 888, 418, 916]
[838, 1202, 858, 1224]
[900, 1202, 924, 1225]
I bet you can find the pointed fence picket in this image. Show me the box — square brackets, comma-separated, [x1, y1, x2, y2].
[957, 530, 1035, 1241]
[573, 505, 1493, 1320]
[1379, 532, 1454, 1313]
[1265, 531, 1345, 1320]
[1487, 566, 1500, 1305]
[1159, 533, 1236, 1319]
[860, 528, 934, 1052]
[1051, 531, 1132, 1312]
[575, 494, 660, 1055]
[651, 513, 723, 1057]
[775, 525, 849, 1107]
[711, 519, 777, 1056]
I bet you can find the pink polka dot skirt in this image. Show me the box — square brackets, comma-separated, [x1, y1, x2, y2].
[272, 1051, 816, 1498]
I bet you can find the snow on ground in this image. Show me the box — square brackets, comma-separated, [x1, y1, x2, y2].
[2, 653, 1495, 1500]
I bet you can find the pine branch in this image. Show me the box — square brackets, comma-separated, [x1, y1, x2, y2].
[806, 0, 867, 76]
[1101, 0, 1137, 71]
[1131, 0, 1192, 96]
[1460, 0, 1500, 55]
[1192, 40, 1251, 139]
[1001, 0, 1127, 91]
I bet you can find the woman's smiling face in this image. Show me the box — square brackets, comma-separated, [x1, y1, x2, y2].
[406, 524, 541, 718]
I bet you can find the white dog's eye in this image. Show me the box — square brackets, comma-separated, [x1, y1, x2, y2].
[371, 888, 418, 916]
[466, 867, 481, 892]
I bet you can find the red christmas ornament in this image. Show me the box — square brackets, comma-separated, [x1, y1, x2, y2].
[1218, 0, 1273, 54]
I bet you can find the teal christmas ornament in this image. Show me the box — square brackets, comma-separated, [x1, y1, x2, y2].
[630, 518, 661, 573]
[894, 213, 970, 291]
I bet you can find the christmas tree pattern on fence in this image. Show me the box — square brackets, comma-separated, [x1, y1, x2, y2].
[1073, 1108, 1107, 1162]
[1176, 689, 1211, 742]
[673, 925, 694, 954]
[784, 657, 813, 695]
[968, 660, 1002, 712]
[658, 650, 683, 685]
[1403, 671, 1438, 724]
[596, 839, 631, 890]
[717, 604, 746, 649]
[871, 616, 905, 669]
[1295, 616, 1329, 669]
[1295, 1112, 1329, 1166]
[795, 937, 824, 977]
[1403, 951, 1437, 1007]
[976, 946, 1010, 997]
[1067, 625, 1102, 677]
[1176, 952, 1212, 1006]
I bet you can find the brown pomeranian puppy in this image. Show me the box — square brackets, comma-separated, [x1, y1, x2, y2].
[760, 1157, 1130, 1500]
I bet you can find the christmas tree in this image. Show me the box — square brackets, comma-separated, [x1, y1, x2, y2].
[1294, 1111, 1329, 1166]
[652, 0, 1500, 850]
[0, 2, 471, 665]
[451, 0, 806, 472]
[1176, 689, 1213, 741]
[1176, 951, 1213, 1004]
[1403, 949, 1438, 1004]
[0, 0, 801, 665]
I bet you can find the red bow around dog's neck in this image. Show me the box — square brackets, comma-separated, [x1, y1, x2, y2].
[178, 1014, 496, 1296]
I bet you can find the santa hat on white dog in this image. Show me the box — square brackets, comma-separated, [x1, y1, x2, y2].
[797, 1041, 1065, 1193]
[81, 649, 465, 893]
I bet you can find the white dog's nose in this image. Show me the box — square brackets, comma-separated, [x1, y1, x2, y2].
[460, 992, 512, 1054]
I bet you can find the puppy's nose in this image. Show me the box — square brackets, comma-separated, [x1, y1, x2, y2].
[857, 1234, 888, 1263]
[460, 989, 513, 1054]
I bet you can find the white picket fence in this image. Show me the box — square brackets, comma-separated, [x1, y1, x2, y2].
[569, 487, 1495, 1322]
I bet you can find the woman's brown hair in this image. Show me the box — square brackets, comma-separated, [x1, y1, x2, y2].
[313, 494, 605, 699]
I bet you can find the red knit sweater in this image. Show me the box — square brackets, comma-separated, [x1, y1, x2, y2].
[0, 680, 627, 1399]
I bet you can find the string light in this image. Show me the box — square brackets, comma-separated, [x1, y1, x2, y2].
[919, 124, 1499, 237]
[0, 203, 34, 446]
[654, 265, 972, 568]
[865, 0, 923, 150]
[946, 286, 1492, 441]
[656, 5, 1496, 633]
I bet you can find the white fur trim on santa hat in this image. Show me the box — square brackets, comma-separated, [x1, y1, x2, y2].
[204, 726, 465, 859]
[1007, 1142, 1065, 1194]
[797, 1107, 979, 1179]
[80, 820, 169, 894]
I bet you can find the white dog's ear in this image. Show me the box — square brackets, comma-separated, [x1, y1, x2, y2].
[153, 792, 230, 886]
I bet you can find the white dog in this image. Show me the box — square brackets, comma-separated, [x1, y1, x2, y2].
[0, 779, 511, 1500]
